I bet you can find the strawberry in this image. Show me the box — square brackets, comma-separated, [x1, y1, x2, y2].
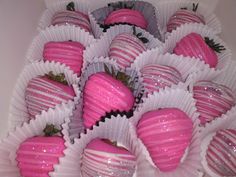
[173, 33, 226, 68]
[140, 64, 183, 95]
[137, 108, 193, 172]
[167, 3, 205, 33]
[16, 125, 65, 177]
[193, 80, 235, 125]
[51, 2, 91, 32]
[109, 27, 148, 69]
[43, 41, 85, 76]
[103, 2, 147, 30]
[25, 72, 75, 118]
[82, 66, 134, 128]
[81, 138, 136, 176]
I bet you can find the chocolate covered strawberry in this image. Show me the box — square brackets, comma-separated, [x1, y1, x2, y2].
[25, 72, 75, 118]
[137, 108, 193, 172]
[140, 64, 183, 95]
[206, 129, 236, 176]
[81, 138, 136, 176]
[43, 41, 85, 75]
[173, 33, 226, 68]
[16, 125, 65, 177]
[51, 2, 91, 32]
[82, 66, 134, 128]
[167, 3, 205, 33]
[109, 27, 148, 69]
[102, 1, 147, 30]
[193, 80, 235, 125]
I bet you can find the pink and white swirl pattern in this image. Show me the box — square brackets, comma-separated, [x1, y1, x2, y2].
[109, 33, 147, 69]
[43, 41, 85, 76]
[137, 108, 193, 172]
[16, 136, 65, 177]
[82, 72, 134, 128]
[51, 11, 91, 32]
[206, 129, 236, 176]
[81, 139, 136, 177]
[25, 76, 75, 118]
[167, 9, 205, 33]
[140, 64, 183, 95]
[193, 81, 235, 125]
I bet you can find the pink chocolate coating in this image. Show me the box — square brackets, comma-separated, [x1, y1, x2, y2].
[16, 136, 65, 177]
[167, 9, 205, 33]
[104, 9, 148, 29]
[193, 80, 235, 125]
[81, 138, 136, 176]
[51, 10, 91, 32]
[140, 64, 183, 95]
[82, 72, 134, 128]
[25, 76, 75, 118]
[137, 108, 193, 172]
[109, 33, 147, 69]
[206, 129, 236, 176]
[173, 33, 218, 68]
[43, 41, 85, 76]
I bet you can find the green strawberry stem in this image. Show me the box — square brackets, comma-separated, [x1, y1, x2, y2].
[132, 26, 149, 44]
[192, 3, 199, 12]
[204, 37, 226, 53]
[45, 71, 68, 85]
[43, 124, 61, 137]
[67, 2, 75, 11]
[104, 64, 134, 91]
[108, 1, 134, 10]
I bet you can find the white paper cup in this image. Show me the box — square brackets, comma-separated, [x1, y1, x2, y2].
[38, 0, 90, 31]
[50, 115, 142, 177]
[162, 23, 231, 71]
[130, 48, 212, 96]
[200, 107, 236, 177]
[26, 25, 96, 74]
[130, 88, 201, 177]
[8, 61, 81, 131]
[0, 106, 72, 177]
[84, 24, 163, 65]
[89, 1, 162, 40]
[187, 66, 236, 127]
[156, 0, 221, 38]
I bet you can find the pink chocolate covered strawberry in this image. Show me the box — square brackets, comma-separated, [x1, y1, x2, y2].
[206, 129, 236, 176]
[193, 80, 235, 125]
[140, 64, 183, 95]
[103, 2, 147, 30]
[25, 72, 75, 118]
[109, 27, 148, 69]
[173, 33, 226, 68]
[81, 138, 136, 176]
[82, 66, 134, 128]
[167, 3, 205, 33]
[51, 2, 91, 32]
[137, 108, 193, 172]
[16, 125, 65, 177]
[43, 41, 85, 76]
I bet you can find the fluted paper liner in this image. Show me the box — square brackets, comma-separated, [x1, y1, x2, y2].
[90, 1, 162, 40]
[156, 0, 221, 37]
[200, 107, 236, 177]
[50, 115, 142, 177]
[26, 25, 96, 74]
[84, 24, 163, 64]
[0, 106, 72, 177]
[130, 88, 201, 177]
[162, 23, 231, 71]
[38, 0, 90, 32]
[187, 65, 236, 127]
[130, 48, 212, 96]
[8, 61, 81, 131]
